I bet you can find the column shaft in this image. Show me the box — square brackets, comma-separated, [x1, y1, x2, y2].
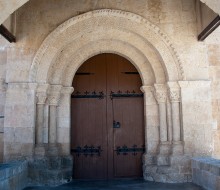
[36, 104, 44, 144]
[172, 102, 181, 142]
[49, 105, 57, 144]
[159, 103, 168, 142]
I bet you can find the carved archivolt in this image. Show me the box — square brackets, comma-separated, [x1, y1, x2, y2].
[29, 9, 185, 86]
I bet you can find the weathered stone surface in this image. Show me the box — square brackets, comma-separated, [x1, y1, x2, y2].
[28, 156, 73, 186]
[0, 161, 28, 190]
[0, 0, 219, 186]
[192, 157, 220, 190]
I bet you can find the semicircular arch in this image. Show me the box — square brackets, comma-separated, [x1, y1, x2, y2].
[30, 9, 185, 86]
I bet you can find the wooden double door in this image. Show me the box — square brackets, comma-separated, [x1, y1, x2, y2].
[71, 53, 144, 179]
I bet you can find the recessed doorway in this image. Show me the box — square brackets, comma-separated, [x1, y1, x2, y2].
[71, 53, 144, 179]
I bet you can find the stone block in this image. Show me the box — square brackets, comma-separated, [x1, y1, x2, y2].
[156, 166, 178, 174]
[216, 176, 220, 190]
[202, 170, 217, 190]
[28, 155, 73, 186]
[48, 157, 62, 170]
[62, 156, 73, 168]
[210, 164, 220, 176]
[157, 155, 170, 166]
[143, 154, 157, 165]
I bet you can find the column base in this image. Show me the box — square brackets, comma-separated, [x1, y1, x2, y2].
[34, 144, 47, 157]
[172, 141, 184, 155]
[157, 155, 170, 166]
[159, 141, 171, 155]
[143, 154, 192, 183]
[157, 141, 171, 166]
[47, 144, 60, 156]
[142, 153, 157, 165]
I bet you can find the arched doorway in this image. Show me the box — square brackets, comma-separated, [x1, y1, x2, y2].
[71, 53, 144, 179]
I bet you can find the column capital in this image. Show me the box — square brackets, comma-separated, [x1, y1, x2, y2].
[48, 85, 62, 106]
[167, 82, 181, 102]
[36, 92, 47, 105]
[48, 94, 60, 106]
[154, 84, 167, 103]
[36, 84, 49, 105]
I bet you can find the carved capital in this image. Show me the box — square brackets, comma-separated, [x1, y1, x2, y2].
[36, 93, 47, 105]
[167, 82, 181, 102]
[47, 85, 63, 106]
[154, 84, 167, 103]
[48, 94, 60, 106]
[169, 89, 181, 102]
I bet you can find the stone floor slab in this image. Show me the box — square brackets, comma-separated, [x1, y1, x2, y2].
[23, 179, 204, 190]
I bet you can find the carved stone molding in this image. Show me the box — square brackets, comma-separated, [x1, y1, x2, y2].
[178, 81, 211, 89]
[7, 82, 37, 91]
[140, 86, 153, 94]
[154, 84, 167, 103]
[30, 9, 185, 86]
[37, 84, 49, 93]
[140, 85, 157, 105]
[61, 87, 74, 95]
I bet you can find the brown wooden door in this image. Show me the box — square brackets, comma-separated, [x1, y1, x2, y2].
[71, 54, 144, 179]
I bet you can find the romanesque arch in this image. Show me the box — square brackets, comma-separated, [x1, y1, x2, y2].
[29, 9, 185, 84]
[30, 10, 186, 183]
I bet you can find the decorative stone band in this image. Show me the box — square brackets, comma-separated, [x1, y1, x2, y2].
[61, 87, 74, 95]
[154, 84, 167, 103]
[178, 80, 211, 88]
[7, 82, 38, 91]
[140, 86, 157, 105]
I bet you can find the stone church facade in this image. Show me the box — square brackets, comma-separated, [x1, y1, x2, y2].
[0, 0, 220, 189]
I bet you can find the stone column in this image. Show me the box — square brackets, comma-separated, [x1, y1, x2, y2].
[47, 85, 62, 155]
[34, 85, 49, 156]
[154, 84, 171, 166]
[35, 92, 47, 145]
[168, 82, 183, 155]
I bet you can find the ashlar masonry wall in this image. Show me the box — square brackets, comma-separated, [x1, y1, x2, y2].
[0, 0, 217, 184]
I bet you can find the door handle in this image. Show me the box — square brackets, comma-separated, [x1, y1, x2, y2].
[113, 120, 121, 128]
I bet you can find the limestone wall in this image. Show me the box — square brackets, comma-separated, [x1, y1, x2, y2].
[0, 0, 217, 167]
